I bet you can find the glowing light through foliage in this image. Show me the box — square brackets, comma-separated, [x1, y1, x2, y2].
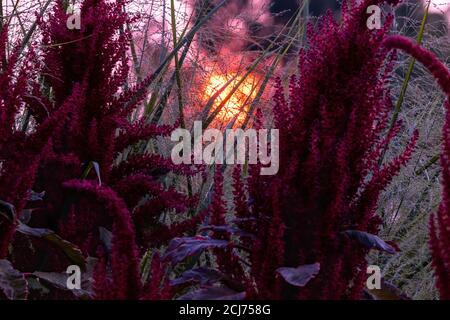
[203, 73, 260, 126]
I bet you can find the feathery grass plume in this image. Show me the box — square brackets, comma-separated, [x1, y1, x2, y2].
[383, 35, 450, 299]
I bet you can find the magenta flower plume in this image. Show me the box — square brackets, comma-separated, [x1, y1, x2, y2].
[210, 166, 245, 281]
[1, 0, 200, 300]
[32, 0, 199, 251]
[173, 1, 418, 298]
[230, 0, 417, 299]
[254, 0, 417, 299]
[383, 36, 450, 98]
[0, 24, 75, 258]
[141, 253, 173, 300]
[63, 180, 141, 299]
[7, 0, 450, 302]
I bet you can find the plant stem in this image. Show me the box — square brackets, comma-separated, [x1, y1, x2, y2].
[379, 0, 431, 166]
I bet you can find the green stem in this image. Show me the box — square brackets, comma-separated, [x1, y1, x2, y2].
[379, 1, 431, 166]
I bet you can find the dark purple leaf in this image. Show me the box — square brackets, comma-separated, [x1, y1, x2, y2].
[17, 222, 50, 237]
[164, 236, 229, 265]
[92, 161, 102, 186]
[33, 271, 92, 298]
[0, 199, 16, 222]
[343, 230, 398, 254]
[27, 190, 46, 202]
[171, 267, 224, 286]
[230, 217, 257, 223]
[17, 222, 86, 265]
[19, 209, 36, 224]
[177, 286, 246, 300]
[0, 259, 28, 300]
[200, 225, 255, 239]
[276, 263, 320, 287]
[99, 227, 112, 253]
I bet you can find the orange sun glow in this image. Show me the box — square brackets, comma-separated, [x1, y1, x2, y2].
[202, 72, 259, 126]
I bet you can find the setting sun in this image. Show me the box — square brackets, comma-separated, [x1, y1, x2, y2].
[203, 72, 259, 126]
